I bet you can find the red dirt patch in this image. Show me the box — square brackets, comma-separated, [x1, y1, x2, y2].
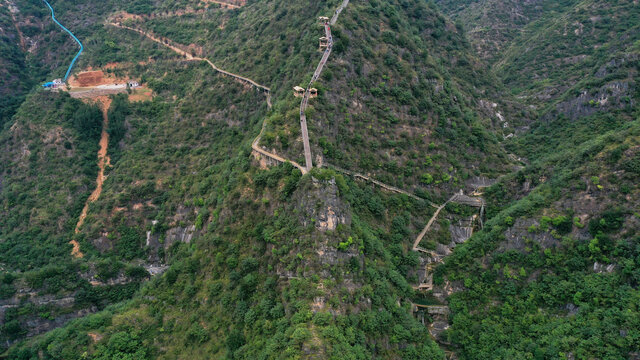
[73, 97, 113, 258]
[69, 70, 127, 87]
[88, 332, 103, 342]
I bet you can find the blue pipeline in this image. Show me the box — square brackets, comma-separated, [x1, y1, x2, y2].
[42, 0, 83, 82]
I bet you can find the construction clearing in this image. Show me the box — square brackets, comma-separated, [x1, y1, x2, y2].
[62, 69, 150, 100]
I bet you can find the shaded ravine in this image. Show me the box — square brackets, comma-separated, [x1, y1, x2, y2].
[72, 97, 112, 257]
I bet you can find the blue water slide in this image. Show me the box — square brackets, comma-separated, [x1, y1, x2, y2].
[42, 0, 83, 82]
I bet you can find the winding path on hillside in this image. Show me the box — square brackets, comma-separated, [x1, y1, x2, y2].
[298, 0, 350, 171]
[203, 0, 242, 9]
[111, 0, 350, 175]
[109, 23, 269, 92]
[109, 21, 310, 173]
[328, 164, 439, 207]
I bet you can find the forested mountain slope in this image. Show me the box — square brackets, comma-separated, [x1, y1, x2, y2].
[435, 0, 578, 62]
[0, 1, 34, 125]
[122, 0, 515, 196]
[0, 0, 496, 358]
[429, 0, 640, 358]
[1, 0, 638, 359]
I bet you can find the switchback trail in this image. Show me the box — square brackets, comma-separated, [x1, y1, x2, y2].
[72, 97, 112, 257]
[298, 0, 350, 171]
[251, 116, 308, 173]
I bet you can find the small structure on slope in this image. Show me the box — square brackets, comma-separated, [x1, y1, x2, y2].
[319, 36, 329, 50]
[42, 78, 63, 89]
[309, 88, 318, 98]
[319, 16, 329, 24]
[293, 86, 305, 97]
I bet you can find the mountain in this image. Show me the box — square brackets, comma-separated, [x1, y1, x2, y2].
[1, 0, 639, 359]
[432, 0, 640, 358]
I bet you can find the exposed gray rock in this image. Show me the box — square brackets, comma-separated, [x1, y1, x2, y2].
[553, 81, 632, 120]
[165, 225, 196, 246]
[144, 264, 169, 276]
[450, 216, 475, 245]
[25, 307, 97, 337]
[300, 177, 351, 231]
[501, 218, 561, 251]
[593, 262, 616, 274]
[565, 303, 579, 316]
[466, 176, 497, 190]
[91, 232, 113, 253]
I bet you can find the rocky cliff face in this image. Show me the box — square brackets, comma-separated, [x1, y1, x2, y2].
[298, 177, 351, 232]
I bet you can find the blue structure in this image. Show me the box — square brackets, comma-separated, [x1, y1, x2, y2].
[41, 0, 83, 86]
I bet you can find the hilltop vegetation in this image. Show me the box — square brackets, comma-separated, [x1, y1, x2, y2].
[1, 0, 639, 358]
[435, 0, 578, 62]
[2, 0, 452, 357]
[431, 0, 640, 358]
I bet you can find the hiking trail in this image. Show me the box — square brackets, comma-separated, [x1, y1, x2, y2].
[109, 20, 310, 173]
[298, 0, 350, 172]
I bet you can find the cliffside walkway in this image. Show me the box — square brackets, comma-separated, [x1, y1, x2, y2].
[203, 0, 241, 9]
[298, 0, 350, 172]
[328, 164, 439, 207]
[411, 190, 484, 293]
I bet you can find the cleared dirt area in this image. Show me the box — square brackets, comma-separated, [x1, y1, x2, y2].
[68, 70, 126, 88]
[65, 67, 152, 101]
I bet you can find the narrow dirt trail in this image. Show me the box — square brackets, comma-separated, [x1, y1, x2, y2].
[72, 97, 112, 257]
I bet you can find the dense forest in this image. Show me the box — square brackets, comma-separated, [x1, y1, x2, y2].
[0, 0, 638, 358]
